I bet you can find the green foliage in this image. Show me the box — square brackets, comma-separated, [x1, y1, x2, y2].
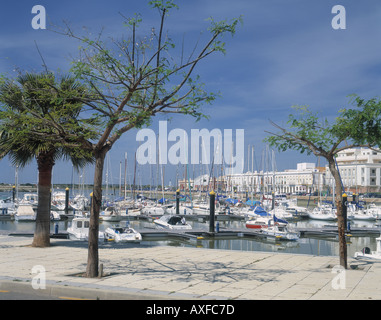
[65, 2, 241, 147]
[334, 95, 381, 146]
[148, 0, 179, 11]
[0, 72, 99, 168]
[265, 96, 381, 158]
[207, 16, 243, 54]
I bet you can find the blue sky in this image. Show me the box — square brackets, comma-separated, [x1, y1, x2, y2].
[1, 0, 381, 187]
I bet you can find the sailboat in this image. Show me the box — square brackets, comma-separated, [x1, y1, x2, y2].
[141, 200, 165, 215]
[100, 206, 123, 222]
[307, 204, 337, 221]
[347, 203, 377, 221]
[165, 204, 193, 215]
[268, 205, 294, 220]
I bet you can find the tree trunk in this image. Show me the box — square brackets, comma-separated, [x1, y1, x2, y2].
[328, 158, 347, 269]
[32, 151, 55, 248]
[86, 149, 107, 277]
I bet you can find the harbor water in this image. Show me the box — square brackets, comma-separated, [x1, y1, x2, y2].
[1, 191, 380, 259]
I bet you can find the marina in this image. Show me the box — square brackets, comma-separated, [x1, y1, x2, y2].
[1, 211, 380, 259]
[1, 189, 381, 260]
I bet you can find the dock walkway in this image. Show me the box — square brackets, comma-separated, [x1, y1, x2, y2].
[0, 235, 380, 300]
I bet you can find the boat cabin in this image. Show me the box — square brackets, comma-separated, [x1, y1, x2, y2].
[73, 218, 89, 230]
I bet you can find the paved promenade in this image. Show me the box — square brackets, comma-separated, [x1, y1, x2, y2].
[0, 235, 380, 300]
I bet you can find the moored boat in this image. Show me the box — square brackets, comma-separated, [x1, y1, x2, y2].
[348, 204, 377, 221]
[100, 206, 123, 222]
[307, 205, 337, 221]
[14, 204, 36, 221]
[67, 217, 104, 241]
[261, 224, 300, 241]
[104, 225, 142, 243]
[354, 237, 381, 260]
[165, 205, 193, 215]
[268, 205, 294, 220]
[245, 216, 271, 229]
[141, 201, 165, 215]
[154, 215, 192, 230]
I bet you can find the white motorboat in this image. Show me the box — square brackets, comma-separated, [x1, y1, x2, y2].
[246, 214, 289, 229]
[104, 225, 142, 243]
[14, 204, 36, 221]
[100, 206, 123, 222]
[354, 237, 381, 260]
[0, 198, 16, 218]
[71, 194, 89, 211]
[261, 224, 300, 241]
[51, 191, 67, 211]
[307, 205, 337, 221]
[0, 198, 16, 214]
[50, 211, 61, 221]
[154, 215, 192, 230]
[67, 217, 104, 241]
[19, 193, 38, 208]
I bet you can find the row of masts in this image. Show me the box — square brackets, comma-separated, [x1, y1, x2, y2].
[109, 144, 279, 202]
[10, 144, 286, 204]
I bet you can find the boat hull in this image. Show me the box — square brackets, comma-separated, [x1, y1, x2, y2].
[154, 221, 192, 230]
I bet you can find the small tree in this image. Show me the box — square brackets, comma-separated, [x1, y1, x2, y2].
[0, 72, 98, 247]
[52, 0, 241, 277]
[265, 96, 381, 268]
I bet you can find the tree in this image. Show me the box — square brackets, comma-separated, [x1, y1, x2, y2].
[52, 0, 241, 277]
[0, 72, 98, 247]
[264, 96, 381, 268]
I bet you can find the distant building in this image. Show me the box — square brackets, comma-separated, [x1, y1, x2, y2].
[223, 162, 323, 195]
[177, 148, 381, 195]
[325, 147, 381, 193]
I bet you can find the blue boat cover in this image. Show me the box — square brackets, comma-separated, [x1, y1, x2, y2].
[273, 214, 288, 225]
[246, 200, 261, 206]
[253, 206, 271, 217]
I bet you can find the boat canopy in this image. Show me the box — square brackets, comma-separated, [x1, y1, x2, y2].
[158, 197, 168, 204]
[253, 206, 271, 217]
[246, 200, 261, 206]
[273, 215, 288, 225]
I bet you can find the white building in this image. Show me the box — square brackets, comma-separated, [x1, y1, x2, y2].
[224, 162, 324, 195]
[180, 148, 381, 195]
[325, 148, 381, 193]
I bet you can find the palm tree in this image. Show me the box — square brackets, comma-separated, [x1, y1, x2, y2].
[0, 72, 98, 247]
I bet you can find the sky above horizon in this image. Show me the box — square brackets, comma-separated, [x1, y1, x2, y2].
[1, 1, 381, 187]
